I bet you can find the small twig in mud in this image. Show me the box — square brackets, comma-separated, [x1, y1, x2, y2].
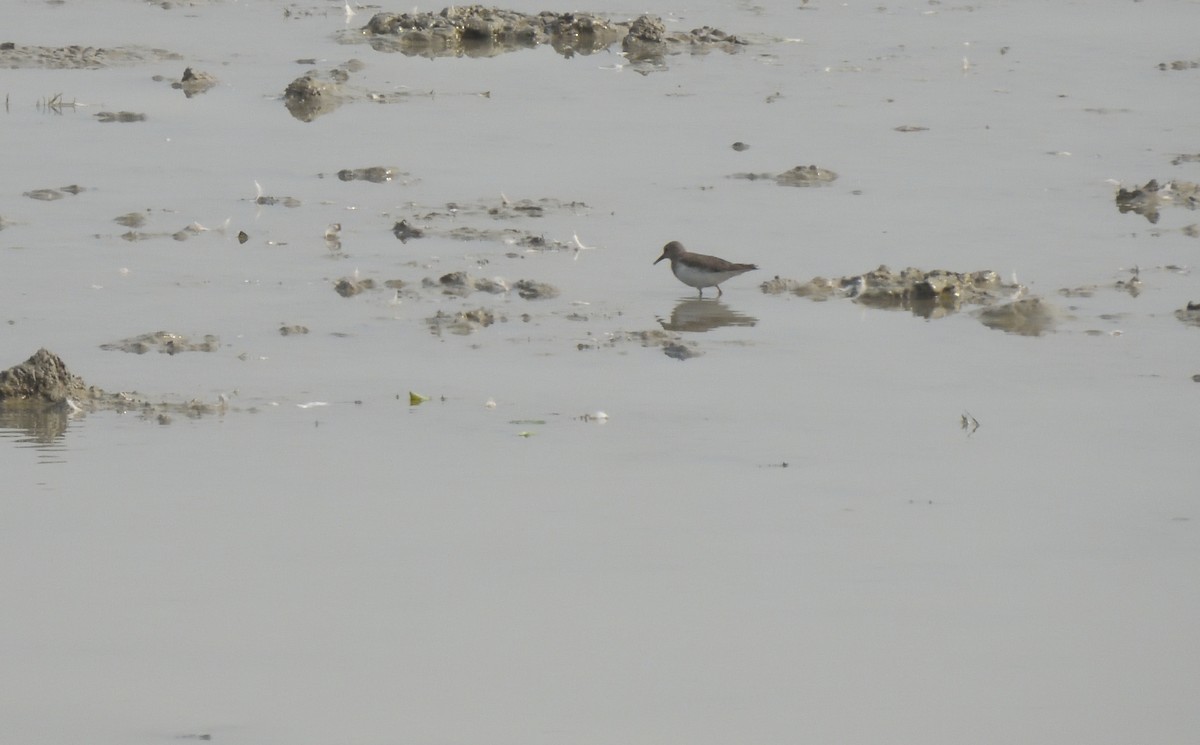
[39, 93, 80, 114]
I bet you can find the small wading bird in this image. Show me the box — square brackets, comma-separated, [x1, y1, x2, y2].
[654, 241, 758, 297]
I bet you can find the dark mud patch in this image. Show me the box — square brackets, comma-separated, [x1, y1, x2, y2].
[388, 196, 591, 253]
[663, 342, 703, 360]
[1175, 302, 1200, 328]
[576, 328, 702, 360]
[392, 219, 424, 242]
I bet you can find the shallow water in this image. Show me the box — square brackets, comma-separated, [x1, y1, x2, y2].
[2, 1, 1199, 744]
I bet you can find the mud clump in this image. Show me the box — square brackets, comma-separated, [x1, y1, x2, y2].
[426, 307, 499, 335]
[1176, 301, 1200, 328]
[662, 343, 702, 360]
[114, 212, 148, 228]
[420, 272, 559, 299]
[254, 192, 301, 208]
[427, 271, 508, 297]
[335, 277, 377, 297]
[514, 279, 559, 300]
[1115, 179, 1200, 224]
[433, 271, 475, 296]
[392, 219, 424, 242]
[0, 349, 94, 404]
[337, 166, 400, 183]
[731, 164, 838, 187]
[282, 60, 416, 121]
[284, 74, 344, 122]
[174, 67, 218, 97]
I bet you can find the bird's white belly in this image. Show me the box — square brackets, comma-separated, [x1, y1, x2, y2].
[672, 262, 739, 288]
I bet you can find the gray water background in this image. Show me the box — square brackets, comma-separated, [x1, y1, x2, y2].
[2, 1, 1199, 743]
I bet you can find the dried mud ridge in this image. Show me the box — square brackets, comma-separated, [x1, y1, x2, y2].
[0, 43, 180, 69]
[286, 7, 749, 119]
[100, 331, 220, 355]
[763, 264, 1167, 337]
[356, 6, 746, 60]
[24, 185, 85, 202]
[763, 266, 1062, 336]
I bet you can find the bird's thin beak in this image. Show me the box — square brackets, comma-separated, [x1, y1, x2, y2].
[653, 253, 666, 265]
